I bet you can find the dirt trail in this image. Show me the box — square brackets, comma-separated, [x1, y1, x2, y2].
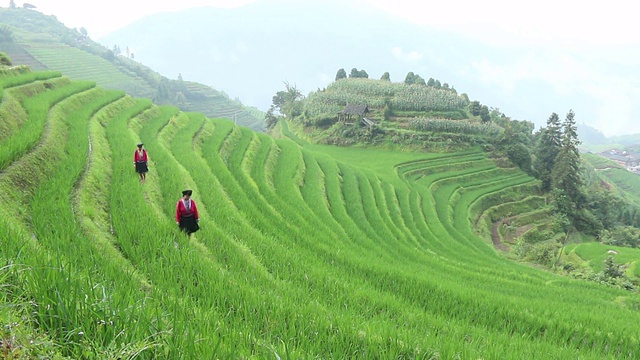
[491, 218, 511, 252]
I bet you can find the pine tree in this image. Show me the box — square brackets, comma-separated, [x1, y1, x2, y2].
[551, 110, 585, 211]
[535, 113, 562, 191]
[404, 72, 415, 85]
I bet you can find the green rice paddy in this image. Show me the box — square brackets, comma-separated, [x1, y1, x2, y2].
[2, 70, 640, 358]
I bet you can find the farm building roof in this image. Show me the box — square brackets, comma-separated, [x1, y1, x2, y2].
[339, 104, 369, 116]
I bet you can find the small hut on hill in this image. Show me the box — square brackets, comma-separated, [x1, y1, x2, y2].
[338, 104, 369, 125]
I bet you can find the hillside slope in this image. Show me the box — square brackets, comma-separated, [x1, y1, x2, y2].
[2, 67, 640, 358]
[0, 7, 266, 131]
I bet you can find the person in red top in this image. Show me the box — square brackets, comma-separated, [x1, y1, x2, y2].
[176, 189, 200, 235]
[133, 143, 149, 183]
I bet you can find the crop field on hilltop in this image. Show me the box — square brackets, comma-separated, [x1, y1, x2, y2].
[2, 69, 640, 358]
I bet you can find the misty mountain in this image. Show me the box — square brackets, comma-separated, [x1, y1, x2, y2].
[98, 0, 628, 134]
[577, 123, 607, 145]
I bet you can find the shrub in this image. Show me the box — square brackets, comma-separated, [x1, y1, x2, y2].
[0, 51, 12, 66]
[314, 115, 337, 128]
[506, 143, 533, 174]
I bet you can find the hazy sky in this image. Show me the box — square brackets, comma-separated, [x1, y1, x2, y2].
[10, 0, 638, 46]
[5, 0, 640, 136]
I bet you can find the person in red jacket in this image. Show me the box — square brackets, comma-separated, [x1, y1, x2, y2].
[133, 143, 149, 183]
[176, 189, 200, 235]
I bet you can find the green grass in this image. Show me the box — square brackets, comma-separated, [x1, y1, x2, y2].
[0, 80, 96, 171]
[583, 153, 623, 170]
[23, 44, 156, 98]
[3, 71, 640, 358]
[566, 242, 640, 276]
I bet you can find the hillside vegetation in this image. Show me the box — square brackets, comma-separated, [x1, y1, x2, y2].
[272, 76, 510, 152]
[0, 7, 266, 131]
[3, 64, 640, 358]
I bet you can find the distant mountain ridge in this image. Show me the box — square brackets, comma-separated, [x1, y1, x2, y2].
[98, 0, 640, 139]
[0, 7, 266, 131]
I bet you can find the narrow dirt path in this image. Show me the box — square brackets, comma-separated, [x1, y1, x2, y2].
[491, 218, 511, 252]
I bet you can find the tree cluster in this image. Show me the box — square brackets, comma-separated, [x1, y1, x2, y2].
[265, 82, 304, 129]
[534, 111, 601, 235]
[348, 68, 368, 79]
[335, 68, 369, 80]
[468, 101, 490, 123]
[601, 226, 640, 248]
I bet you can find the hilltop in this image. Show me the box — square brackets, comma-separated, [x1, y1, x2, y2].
[277, 76, 505, 151]
[0, 7, 266, 131]
[98, 0, 640, 136]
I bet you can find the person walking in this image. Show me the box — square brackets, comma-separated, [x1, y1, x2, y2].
[134, 143, 149, 183]
[176, 189, 200, 235]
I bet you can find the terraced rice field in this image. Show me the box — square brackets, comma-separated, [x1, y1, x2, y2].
[2, 70, 640, 358]
[22, 43, 156, 98]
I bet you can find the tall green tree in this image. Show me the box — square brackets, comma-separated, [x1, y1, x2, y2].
[552, 110, 586, 219]
[414, 75, 426, 85]
[9, 0, 16, 9]
[380, 72, 390, 81]
[265, 105, 278, 129]
[534, 113, 562, 192]
[479, 105, 490, 123]
[348, 68, 368, 78]
[468, 101, 481, 116]
[404, 72, 415, 85]
[427, 77, 435, 87]
[335, 68, 347, 81]
[271, 81, 304, 118]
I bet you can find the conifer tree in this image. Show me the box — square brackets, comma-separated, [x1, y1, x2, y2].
[414, 74, 426, 85]
[535, 113, 562, 191]
[551, 110, 585, 213]
[335, 68, 347, 81]
[404, 72, 415, 85]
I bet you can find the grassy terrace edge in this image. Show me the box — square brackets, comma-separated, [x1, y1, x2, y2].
[1, 70, 640, 358]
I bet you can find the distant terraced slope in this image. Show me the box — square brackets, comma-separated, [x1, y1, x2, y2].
[2, 69, 640, 359]
[0, 7, 265, 131]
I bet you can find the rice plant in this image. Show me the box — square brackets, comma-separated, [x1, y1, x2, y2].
[2, 71, 640, 358]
